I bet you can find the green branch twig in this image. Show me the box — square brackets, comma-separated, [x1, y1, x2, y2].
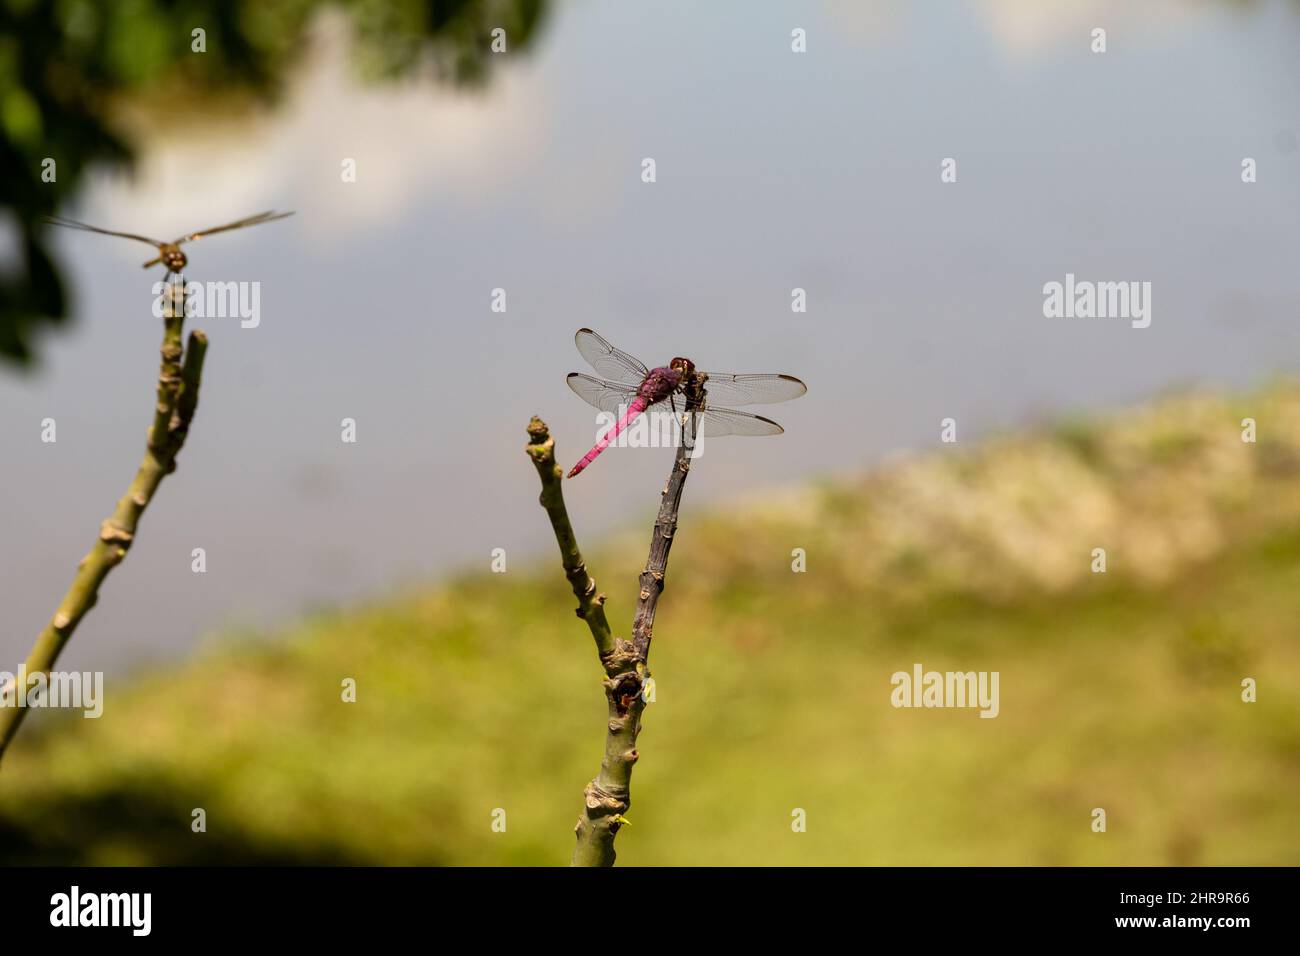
[0, 277, 207, 764]
[526, 418, 614, 659]
[526, 396, 699, 867]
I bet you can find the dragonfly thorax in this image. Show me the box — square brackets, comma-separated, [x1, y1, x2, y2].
[639, 365, 684, 403]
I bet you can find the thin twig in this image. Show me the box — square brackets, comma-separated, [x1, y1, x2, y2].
[526, 417, 614, 658]
[0, 277, 208, 764]
[631, 412, 697, 664]
[526, 388, 700, 867]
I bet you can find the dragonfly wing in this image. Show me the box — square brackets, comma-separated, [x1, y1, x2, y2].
[697, 372, 807, 406]
[175, 210, 294, 244]
[693, 405, 785, 437]
[567, 373, 641, 416]
[44, 216, 162, 248]
[574, 328, 651, 386]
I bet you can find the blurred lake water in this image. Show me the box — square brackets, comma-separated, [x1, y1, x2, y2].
[2, 0, 1297, 672]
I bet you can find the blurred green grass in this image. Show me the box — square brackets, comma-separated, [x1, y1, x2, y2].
[2, 384, 1299, 865]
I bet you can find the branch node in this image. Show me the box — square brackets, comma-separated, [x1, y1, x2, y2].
[583, 780, 629, 814]
[599, 638, 640, 676]
[98, 521, 134, 546]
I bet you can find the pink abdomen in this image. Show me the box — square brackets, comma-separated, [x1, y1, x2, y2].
[568, 396, 649, 478]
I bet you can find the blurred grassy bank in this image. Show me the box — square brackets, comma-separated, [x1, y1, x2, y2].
[2, 384, 1299, 865]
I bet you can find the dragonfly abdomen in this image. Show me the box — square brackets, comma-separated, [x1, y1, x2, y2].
[567, 396, 650, 478]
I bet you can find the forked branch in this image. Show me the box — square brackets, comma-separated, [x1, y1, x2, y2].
[526, 406, 698, 866]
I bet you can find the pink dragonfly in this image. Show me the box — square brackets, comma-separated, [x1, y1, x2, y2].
[566, 328, 806, 478]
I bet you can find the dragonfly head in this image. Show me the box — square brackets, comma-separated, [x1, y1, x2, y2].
[157, 244, 187, 272]
[669, 357, 694, 378]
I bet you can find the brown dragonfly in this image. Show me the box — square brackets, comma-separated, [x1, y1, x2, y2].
[44, 210, 294, 272]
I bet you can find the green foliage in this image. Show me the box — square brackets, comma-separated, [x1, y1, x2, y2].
[0, 0, 547, 364]
[2, 385, 1299, 864]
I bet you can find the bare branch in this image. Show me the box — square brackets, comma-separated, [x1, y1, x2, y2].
[526, 394, 700, 867]
[0, 277, 208, 764]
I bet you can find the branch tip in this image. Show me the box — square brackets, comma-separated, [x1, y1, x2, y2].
[527, 416, 550, 444]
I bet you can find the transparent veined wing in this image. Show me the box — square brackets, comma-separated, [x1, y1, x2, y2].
[574, 328, 650, 386]
[692, 405, 785, 437]
[175, 211, 294, 244]
[44, 216, 163, 249]
[566, 373, 641, 416]
[697, 372, 807, 406]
